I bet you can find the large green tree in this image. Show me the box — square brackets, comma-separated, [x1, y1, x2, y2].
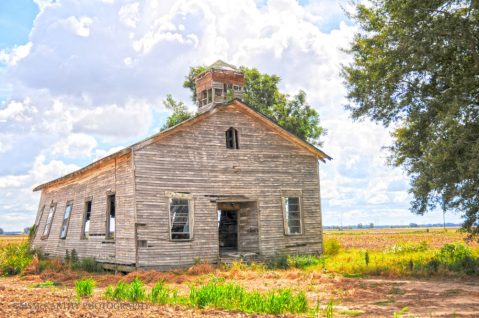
[182, 66, 325, 144]
[342, 0, 479, 236]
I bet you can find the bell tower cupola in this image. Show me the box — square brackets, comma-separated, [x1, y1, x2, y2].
[194, 60, 244, 112]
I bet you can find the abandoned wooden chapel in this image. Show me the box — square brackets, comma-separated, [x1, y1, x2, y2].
[31, 60, 331, 270]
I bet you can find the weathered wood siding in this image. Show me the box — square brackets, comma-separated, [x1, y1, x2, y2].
[238, 202, 259, 253]
[133, 104, 322, 267]
[31, 154, 136, 265]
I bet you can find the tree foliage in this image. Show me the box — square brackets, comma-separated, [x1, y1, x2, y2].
[182, 66, 207, 103]
[342, 0, 479, 237]
[160, 94, 193, 131]
[182, 66, 325, 144]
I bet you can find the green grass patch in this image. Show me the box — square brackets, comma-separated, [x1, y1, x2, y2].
[75, 278, 95, 299]
[30, 280, 59, 288]
[189, 277, 308, 314]
[104, 277, 309, 315]
[288, 255, 325, 269]
[342, 273, 363, 278]
[374, 298, 396, 306]
[339, 309, 364, 316]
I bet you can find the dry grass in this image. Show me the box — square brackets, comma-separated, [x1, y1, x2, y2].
[187, 261, 215, 275]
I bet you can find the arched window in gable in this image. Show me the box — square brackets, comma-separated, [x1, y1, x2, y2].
[225, 127, 239, 149]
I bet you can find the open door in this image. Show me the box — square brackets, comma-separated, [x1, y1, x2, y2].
[218, 210, 238, 254]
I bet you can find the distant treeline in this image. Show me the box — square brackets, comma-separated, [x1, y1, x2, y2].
[324, 223, 461, 230]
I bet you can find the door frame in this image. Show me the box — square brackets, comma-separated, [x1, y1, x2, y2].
[218, 203, 240, 254]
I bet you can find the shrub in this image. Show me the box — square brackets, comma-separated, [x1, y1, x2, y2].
[323, 238, 341, 256]
[27, 225, 36, 242]
[72, 257, 103, 273]
[267, 255, 290, 269]
[0, 242, 33, 275]
[288, 255, 325, 269]
[425, 258, 439, 273]
[65, 250, 71, 264]
[69, 249, 79, 264]
[433, 243, 478, 273]
[75, 278, 95, 299]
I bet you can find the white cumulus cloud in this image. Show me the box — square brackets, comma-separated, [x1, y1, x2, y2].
[0, 0, 464, 231]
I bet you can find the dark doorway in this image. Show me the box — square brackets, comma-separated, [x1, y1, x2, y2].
[218, 210, 238, 253]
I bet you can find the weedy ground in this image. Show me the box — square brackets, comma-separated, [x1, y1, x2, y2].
[1, 229, 479, 317]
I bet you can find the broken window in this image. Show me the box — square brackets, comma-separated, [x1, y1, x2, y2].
[34, 205, 45, 240]
[170, 198, 191, 240]
[225, 127, 239, 149]
[59, 201, 73, 239]
[106, 194, 115, 239]
[82, 200, 92, 239]
[283, 197, 302, 235]
[42, 203, 57, 238]
[207, 88, 213, 103]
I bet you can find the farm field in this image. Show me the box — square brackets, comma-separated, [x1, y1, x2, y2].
[1, 229, 479, 317]
[0, 234, 27, 247]
[324, 227, 477, 250]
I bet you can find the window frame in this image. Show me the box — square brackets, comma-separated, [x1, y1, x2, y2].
[59, 200, 73, 239]
[33, 205, 45, 240]
[81, 198, 93, 240]
[41, 203, 57, 240]
[106, 193, 116, 240]
[167, 192, 194, 242]
[225, 127, 239, 149]
[281, 191, 303, 236]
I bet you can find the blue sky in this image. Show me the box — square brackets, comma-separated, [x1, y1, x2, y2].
[0, 0, 462, 231]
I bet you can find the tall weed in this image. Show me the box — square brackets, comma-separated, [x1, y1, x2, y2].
[189, 277, 308, 314]
[150, 280, 179, 304]
[324, 238, 341, 256]
[104, 277, 146, 302]
[0, 242, 33, 275]
[75, 278, 95, 299]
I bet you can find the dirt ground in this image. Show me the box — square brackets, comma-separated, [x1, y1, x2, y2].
[1, 272, 478, 317]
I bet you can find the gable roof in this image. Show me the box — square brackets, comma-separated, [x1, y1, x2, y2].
[206, 59, 238, 72]
[33, 99, 331, 192]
